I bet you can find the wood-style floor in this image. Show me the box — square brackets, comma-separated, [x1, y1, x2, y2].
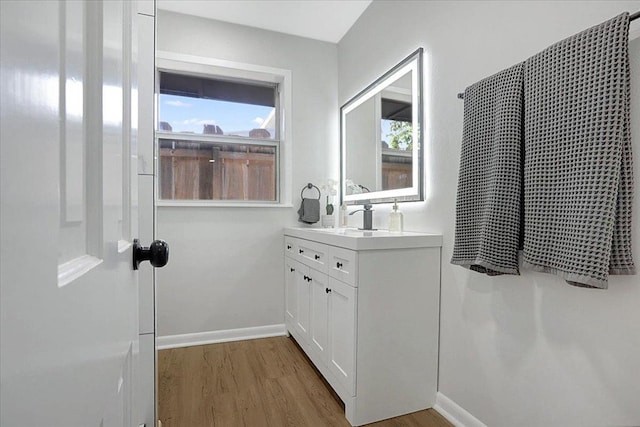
[158, 336, 452, 427]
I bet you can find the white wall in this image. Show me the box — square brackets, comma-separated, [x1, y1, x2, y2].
[156, 11, 339, 336]
[338, 1, 640, 426]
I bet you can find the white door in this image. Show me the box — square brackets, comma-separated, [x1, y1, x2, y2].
[1, 1, 143, 426]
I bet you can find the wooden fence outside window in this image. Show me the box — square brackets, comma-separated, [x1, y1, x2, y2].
[159, 140, 276, 201]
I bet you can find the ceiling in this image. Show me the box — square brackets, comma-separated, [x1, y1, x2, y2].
[157, 0, 372, 43]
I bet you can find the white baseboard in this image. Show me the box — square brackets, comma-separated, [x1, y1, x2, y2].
[156, 324, 287, 350]
[434, 392, 486, 427]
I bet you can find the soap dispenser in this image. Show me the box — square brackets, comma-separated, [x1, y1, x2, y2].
[389, 199, 403, 233]
[340, 203, 348, 228]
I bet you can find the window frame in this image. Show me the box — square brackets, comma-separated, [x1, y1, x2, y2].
[155, 52, 293, 207]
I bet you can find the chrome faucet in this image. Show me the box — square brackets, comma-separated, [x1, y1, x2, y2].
[349, 204, 376, 230]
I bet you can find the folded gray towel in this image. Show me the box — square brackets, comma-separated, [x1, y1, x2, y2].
[523, 13, 635, 288]
[451, 62, 525, 275]
[298, 198, 320, 224]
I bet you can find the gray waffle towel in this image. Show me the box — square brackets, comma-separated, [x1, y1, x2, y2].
[523, 13, 635, 288]
[451, 63, 525, 275]
[298, 198, 320, 224]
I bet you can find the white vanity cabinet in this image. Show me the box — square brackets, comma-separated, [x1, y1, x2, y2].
[287, 246, 356, 388]
[283, 228, 443, 426]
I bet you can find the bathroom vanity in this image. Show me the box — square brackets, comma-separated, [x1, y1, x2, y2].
[283, 227, 443, 426]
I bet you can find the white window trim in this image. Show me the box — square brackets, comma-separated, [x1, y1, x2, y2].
[155, 51, 293, 207]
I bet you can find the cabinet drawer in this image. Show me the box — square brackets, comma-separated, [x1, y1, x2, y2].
[296, 239, 329, 273]
[284, 236, 297, 257]
[328, 246, 357, 287]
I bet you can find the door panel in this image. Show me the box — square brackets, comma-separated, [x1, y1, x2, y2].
[138, 333, 156, 427]
[136, 11, 155, 176]
[295, 263, 310, 341]
[0, 1, 140, 425]
[328, 277, 357, 396]
[135, 9, 157, 427]
[285, 256, 297, 324]
[59, 0, 88, 263]
[138, 176, 155, 334]
[310, 270, 329, 363]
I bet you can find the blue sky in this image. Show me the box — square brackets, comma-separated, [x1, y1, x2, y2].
[159, 94, 275, 136]
[381, 119, 391, 144]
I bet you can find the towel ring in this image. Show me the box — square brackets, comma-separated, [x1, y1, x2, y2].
[300, 183, 321, 199]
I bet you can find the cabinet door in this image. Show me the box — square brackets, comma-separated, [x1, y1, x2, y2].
[309, 269, 329, 364]
[284, 256, 297, 326]
[328, 277, 357, 396]
[295, 263, 311, 342]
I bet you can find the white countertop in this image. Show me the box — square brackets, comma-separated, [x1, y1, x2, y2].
[284, 227, 443, 251]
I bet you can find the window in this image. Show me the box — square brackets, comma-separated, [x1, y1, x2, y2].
[156, 63, 287, 204]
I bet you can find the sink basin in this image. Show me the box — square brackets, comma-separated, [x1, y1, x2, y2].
[304, 228, 393, 237]
[285, 227, 442, 250]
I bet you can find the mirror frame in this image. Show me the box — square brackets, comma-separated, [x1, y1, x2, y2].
[340, 48, 423, 205]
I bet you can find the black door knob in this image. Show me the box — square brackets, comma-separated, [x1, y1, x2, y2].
[133, 239, 169, 270]
[325, 288, 332, 293]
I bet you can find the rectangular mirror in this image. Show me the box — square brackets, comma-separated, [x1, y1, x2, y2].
[341, 48, 423, 205]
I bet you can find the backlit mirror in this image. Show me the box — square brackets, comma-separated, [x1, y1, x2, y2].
[341, 48, 423, 205]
